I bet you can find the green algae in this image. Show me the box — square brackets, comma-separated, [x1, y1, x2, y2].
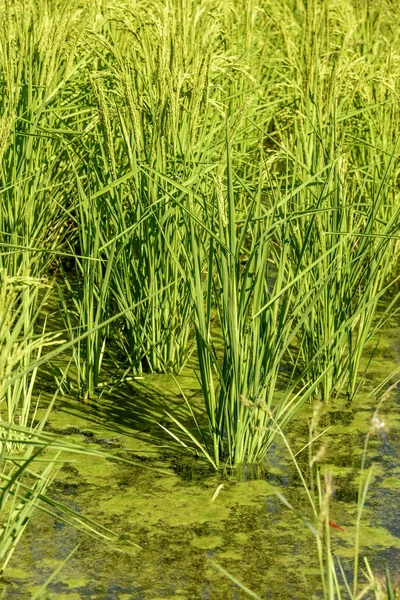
[233, 532, 249, 544]
[190, 534, 224, 549]
[63, 577, 90, 589]
[81, 471, 273, 531]
[320, 464, 354, 478]
[380, 477, 400, 489]
[42, 592, 83, 600]
[4, 322, 400, 599]
[337, 525, 400, 559]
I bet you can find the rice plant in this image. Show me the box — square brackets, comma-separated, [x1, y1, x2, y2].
[0, 271, 62, 439]
[0, 271, 141, 578]
[156, 132, 336, 468]
[259, 0, 400, 401]
[67, 0, 272, 378]
[0, 0, 92, 280]
[264, 154, 400, 402]
[1, 3, 400, 594]
[57, 169, 116, 399]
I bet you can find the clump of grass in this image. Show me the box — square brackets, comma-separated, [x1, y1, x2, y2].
[268, 155, 400, 402]
[0, 0, 91, 280]
[62, 0, 271, 380]
[0, 271, 62, 435]
[160, 135, 332, 468]
[58, 169, 116, 399]
[261, 0, 400, 401]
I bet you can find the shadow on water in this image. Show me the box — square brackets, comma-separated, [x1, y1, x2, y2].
[3, 326, 400, 599]
[46, 368, 209, 460]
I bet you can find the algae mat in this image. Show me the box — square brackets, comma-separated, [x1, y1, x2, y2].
[3, 333, 400, 599]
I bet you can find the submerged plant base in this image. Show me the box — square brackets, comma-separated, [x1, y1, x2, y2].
[6, 358, 400, 598]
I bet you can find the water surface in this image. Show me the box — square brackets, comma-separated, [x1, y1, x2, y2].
[3, 323, 400, 599]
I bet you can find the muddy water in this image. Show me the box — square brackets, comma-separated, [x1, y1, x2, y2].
[2, 324, 400, 599]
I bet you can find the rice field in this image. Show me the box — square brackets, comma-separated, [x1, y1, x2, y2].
[1, 0, 400, 597]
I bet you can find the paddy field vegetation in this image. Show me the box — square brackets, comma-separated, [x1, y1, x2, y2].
[1, 0, 400, 597]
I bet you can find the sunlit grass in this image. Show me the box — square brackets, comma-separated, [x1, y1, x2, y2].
[1, 0, 400, 590]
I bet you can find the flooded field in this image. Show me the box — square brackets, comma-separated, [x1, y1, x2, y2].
[4, 322, 400, 599]
[2, 0, 400, 598]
